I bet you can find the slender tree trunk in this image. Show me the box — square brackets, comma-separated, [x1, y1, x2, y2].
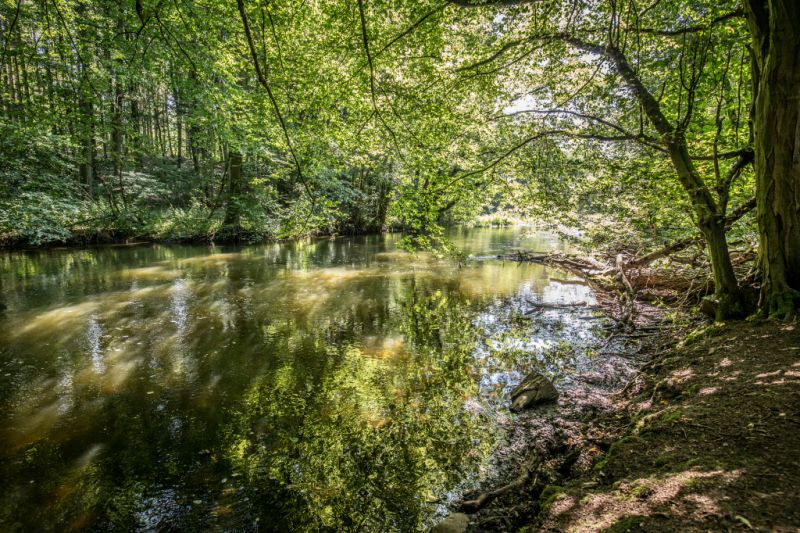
[112, 79, 123, 179]
[43, 47, 55, 120]
[78, 83, 94, 196]
[12, 51, 23, 122]
[612, 43, 746, 318]
[153, 98, 164, 157]
[164, 90, 173, 157]
[746, 0, 800, 318]
[5, 58, 17, 121]
[223, 150, 243, 235]
[189, 126, 200, 172]
[0, 61, 9, 120]
[17, 32, 32, 112]
[175, 91, 183, 168]
[130, 85, 142, 165]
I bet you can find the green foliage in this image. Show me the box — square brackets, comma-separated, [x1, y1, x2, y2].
[0, 0, 759, 258]
[219, 287, 494, 530]
[0, 122, 82, 245]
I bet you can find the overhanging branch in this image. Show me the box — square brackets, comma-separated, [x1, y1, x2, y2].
[636, 9, 745, 37]
[438, 128, 667, 192]
[494, 108, 667, 152]
[237, 0, 312, 199]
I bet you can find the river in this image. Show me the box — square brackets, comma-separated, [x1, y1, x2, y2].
[0, 227, 600, 531]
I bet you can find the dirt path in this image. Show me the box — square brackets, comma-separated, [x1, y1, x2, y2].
[528, 320, 800, 532]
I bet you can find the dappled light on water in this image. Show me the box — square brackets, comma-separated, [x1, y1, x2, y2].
[0, 228, 597, 530]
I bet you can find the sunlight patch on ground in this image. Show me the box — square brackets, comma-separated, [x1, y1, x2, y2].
[552, 469, 743, 532]
[668, 368, 694, 383]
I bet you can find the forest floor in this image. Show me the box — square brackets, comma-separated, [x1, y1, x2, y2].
[455, 319, 800, 532]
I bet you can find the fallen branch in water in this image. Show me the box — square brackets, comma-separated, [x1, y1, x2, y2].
[525, 299, 595, 310]
[548, 277, 589, 286]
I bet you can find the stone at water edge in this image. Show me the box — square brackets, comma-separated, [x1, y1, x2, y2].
[509, 371, 559, 412]
[431, 512, 469, 533]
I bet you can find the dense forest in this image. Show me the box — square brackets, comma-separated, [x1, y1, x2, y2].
[2, 1, 800, 530]
[1, 0, 797, 320]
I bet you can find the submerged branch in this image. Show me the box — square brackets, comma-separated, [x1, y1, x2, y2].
[460, 455, 542, 512]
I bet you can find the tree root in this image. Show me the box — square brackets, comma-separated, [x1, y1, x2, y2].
[459, 455, 542, 513]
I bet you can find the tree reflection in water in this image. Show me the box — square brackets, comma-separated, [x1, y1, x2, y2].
[0, 229, 585, 531]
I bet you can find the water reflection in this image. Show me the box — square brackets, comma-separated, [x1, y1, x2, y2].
[87, 315, 105, 374]
[0, 228, 588, 531]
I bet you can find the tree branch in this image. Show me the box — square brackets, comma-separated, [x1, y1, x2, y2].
[373, 5, 444, 60]
[692, 148, 753, 161]
[237, 0, 311, 198]
[494, 108, 667, 152]
[627, 197, 756, 267]
[636, 9, 745, 37]
[456, 38, 529, 71]
[356, 0, 400, 151]
[438, 128, 666, 192]
[0, 0, 22, 65]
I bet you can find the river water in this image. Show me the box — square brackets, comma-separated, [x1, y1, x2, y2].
[0, 227, 599, 531]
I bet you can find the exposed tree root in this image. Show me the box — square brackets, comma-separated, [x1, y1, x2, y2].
[459, 455, 542, 513]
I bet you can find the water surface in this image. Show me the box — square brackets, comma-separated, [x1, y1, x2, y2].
[0, 228, 596, 531]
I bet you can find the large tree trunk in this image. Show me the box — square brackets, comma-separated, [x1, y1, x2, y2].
[667, 139, 747, 319]
[701, 217, 748, 316]
[746, 0, 800, 318]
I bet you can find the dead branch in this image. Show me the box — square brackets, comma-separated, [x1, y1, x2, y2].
[626, 197, 755, 268]
[460, 455, 542, 512]
[525, 299, 594, 310]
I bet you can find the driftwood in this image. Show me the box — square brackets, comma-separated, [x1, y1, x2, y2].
[505, 230, 757, 323]
[525, 299, 594, 310]
[460, 454, 542, 513]
[548, 277, 590, 286]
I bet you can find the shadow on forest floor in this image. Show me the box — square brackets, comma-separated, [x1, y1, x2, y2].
[527, 320, 800, 532]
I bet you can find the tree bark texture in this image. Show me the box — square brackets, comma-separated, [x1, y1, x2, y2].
[746, 0, 800, 317]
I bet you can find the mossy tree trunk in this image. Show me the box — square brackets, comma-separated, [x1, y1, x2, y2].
[604, 44, 747, 319]
[746, 0, 800, 318]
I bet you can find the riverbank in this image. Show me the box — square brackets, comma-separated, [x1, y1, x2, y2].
[535, 319, 800, 532]
[0, 225, 384, 250]
[448, 318, 800, 532]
